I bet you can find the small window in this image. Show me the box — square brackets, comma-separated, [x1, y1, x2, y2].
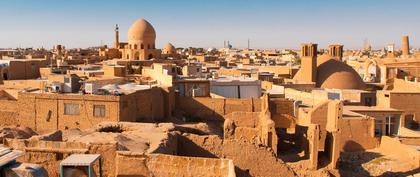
[385, 94, 390, 98]
[196, 68, 200, 72]
[141, 43, 144, 49]
[94, 105, 106, 117]
[64, 77, 70, 83]
[46, 110, 52, 122]
[171, 67, 176, 73]
[64, 103, 80, 115]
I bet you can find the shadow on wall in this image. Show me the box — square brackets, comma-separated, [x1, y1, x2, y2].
[176, 135, 218, 158]
[174, 95, 260, 122]
[337, 141, 380, 177]
[379, 168, 420, 177]
[277, 126, 310, 163]
[342, 140, 367, 152]
[234, 167, 252, 177]
[175, 95, 225, 122]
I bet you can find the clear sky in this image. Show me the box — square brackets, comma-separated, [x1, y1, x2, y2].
[0, 0, 419, 49]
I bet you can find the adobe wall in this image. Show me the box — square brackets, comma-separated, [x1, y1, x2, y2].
[399, 127, 420, 137]
[175, 96, 261, 121]
[142, 65, 174, 87]
[115, 152, 236, 177]
[243, 65, 293, 76]
[336, 118, 378, 152]
[4, 139, 117, 177]
[6, 87, 167, 133]
[2, 80, 48, 90]
[120, 87, 166, 122]
[224, 111, 278, 154]
[178, 134, 295, 177]
[17, 92, 121, 133]
[379, 136, 419, 169]
[392, 78, 420, 91]
[216, 69, 250, 77]
[269, 98, 296, 129]
[284, 88, 326, 105]
[389, 92, 420, 122]
[307, 124, 320, 170]
[0, 100, 19, 126]
[8, 60, 47, 80]
[306, 101, 329, 151]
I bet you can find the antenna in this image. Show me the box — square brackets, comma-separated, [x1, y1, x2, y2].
[247, 38, 250, 50]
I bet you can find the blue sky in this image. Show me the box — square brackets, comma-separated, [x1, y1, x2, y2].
[0, 0, 419, 49]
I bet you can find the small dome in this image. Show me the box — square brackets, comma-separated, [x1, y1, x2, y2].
[316, 59, 365, 89]
[128, 19, 156, 42]
[163, 43, 176, 54]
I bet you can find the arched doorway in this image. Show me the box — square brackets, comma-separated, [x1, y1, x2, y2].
[365, 60, 380, 82]
[1, 68, 9, 80]
[148, 54, 153, 60]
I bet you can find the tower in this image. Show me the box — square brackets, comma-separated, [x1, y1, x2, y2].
[328, 44, 343, 61]
[114, 24, 119, 49]
[300, 43, 318, 83]
[402, 35, 410, 58]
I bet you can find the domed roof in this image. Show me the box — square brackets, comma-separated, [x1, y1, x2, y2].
[316, 59, 365, 89]
[128, 19, 156, 42]
[163, 43, 176, 53]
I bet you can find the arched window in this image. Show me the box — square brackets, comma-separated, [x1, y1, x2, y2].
[141, 44, 144, 49]
[134, 44, 137, 49]
[126, 54, 129, 59]
[147, 44, 150, 49]
[152, 43, 155, 49]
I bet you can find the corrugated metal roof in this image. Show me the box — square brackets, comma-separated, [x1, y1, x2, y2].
[61, 154, 101, 166]
[0, 146, 23, 167]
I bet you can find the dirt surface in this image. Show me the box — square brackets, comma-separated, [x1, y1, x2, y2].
[337, 149, 420, 177]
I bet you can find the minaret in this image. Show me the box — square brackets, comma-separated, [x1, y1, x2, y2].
[114, 24, 119, 49]
[301, 43, 318, 83]
[402, 35, 410, 58]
